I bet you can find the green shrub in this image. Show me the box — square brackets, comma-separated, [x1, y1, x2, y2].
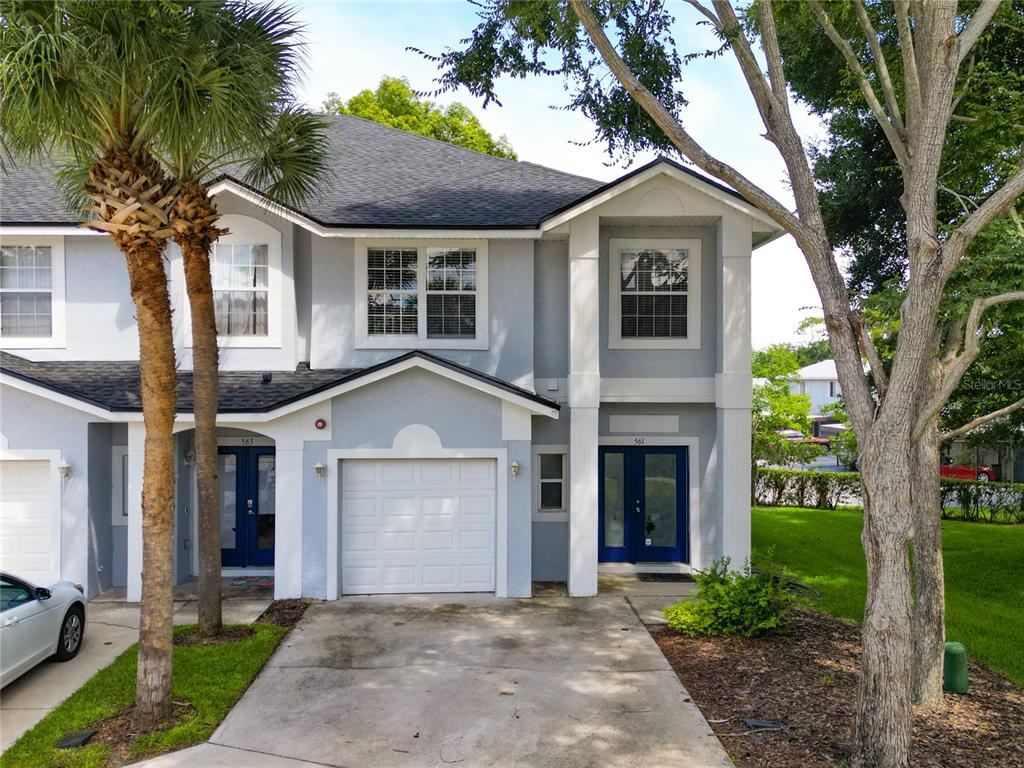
[754, 468, 861, 509]
[663, 557, 796, 637]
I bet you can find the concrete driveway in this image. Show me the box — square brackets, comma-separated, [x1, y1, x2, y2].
[1, 590, 270, 753]
[135, 592, 730, 768]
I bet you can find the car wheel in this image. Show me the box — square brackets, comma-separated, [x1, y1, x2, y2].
[977, 472, 990, 482]
[55, 605, 84, 661]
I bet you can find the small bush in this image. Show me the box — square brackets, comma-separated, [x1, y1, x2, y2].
[663, 558, 796, 637]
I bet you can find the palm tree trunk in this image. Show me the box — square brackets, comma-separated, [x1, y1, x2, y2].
[85, 144, 178, 729]
[172, 180, 224, 637]
[129, 245, 178, 727]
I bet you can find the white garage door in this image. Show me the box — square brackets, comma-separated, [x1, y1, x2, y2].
[341, 458, 496, 594]
[0, 460, 59, 584]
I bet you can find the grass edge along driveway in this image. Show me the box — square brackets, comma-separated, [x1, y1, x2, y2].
[1, 623, 288, 768]
[752, 505, 1024, 688]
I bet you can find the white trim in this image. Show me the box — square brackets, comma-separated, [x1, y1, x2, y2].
[599, 377, 716, 403]
[0, 226, 103, 237]
[111, 446, 129, 526]
[532, 444, 569, 522]
[0, 236, 67, 349]
[608, 238, 701, 350]
[0, 448, 62, 583]
[598, 436, 701, 571]
[500, 401, 532, 441]
[353, 239, 489, 351]
[541, 161, 781, 234]
[1, 354, 560, 422]
[180, 215, 283, 349]
[326, 447, 509, 599]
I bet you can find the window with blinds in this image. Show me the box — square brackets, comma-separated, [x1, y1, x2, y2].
[618, 247, 689, 339]
[211, 243, 270, 336]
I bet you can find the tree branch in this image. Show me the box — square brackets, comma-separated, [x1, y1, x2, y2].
[757, 0, 790, 115]
[854, 310, 888, 400]
[942, 397, 1024, 442]
[944, 165, 1024, 272]
[957, 0, 1000, 66]
[894, 0, 921, 129]
[913, 290, 1024, 440]
[566, 0, 803, 239]
[852, 0, 904, 135]
[808, 1, 909, 170]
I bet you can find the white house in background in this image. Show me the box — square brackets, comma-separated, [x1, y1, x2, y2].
[790, 359, 841, 416]
[0, 115, 782, 602]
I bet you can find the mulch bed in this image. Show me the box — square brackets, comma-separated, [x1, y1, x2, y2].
[256, 598, 309, 628]
[651, 610, 1024, 768]
[173, 625, 254, 645]
[92, 699, 196, 764]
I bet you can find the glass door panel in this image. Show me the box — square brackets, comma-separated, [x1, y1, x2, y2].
[599, 450, 630, 562]
[248, 450, 275, 566]
[219, 449, 245, 567]
[643, 453, 677, 547]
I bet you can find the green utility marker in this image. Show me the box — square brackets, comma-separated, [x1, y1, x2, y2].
[943, 641, 969, 694]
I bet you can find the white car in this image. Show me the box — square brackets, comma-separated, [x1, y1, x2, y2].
[1, 572, 86, 688]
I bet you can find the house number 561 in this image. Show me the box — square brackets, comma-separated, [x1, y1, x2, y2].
[633, 437, 646, 446]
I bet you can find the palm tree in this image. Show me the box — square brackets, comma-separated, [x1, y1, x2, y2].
[160, 3, 328, 636]
[3, 1, 229, 727]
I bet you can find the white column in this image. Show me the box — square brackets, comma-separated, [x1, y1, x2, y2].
[717, 214, 753, 567]
[273, 445, 304, 599]
[126, 421, 145, 602]
[568, 213, 600, 597]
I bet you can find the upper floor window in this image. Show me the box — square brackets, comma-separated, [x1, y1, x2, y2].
[0, 237, 65, 349]
[356, 240, 488, 350]
[212, 243, 269, 336]
[183, 214, 282, 349]
[608, 238, 701, 350]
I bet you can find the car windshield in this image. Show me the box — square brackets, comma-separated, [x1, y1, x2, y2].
[1, 576, 34, 612]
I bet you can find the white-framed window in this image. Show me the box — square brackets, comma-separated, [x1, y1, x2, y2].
[355, 240, 489, 350]
[532, 446, 568, 522]
[0, 236, 66, 349]
[184, 214, 282, 348]
[608, 238, 701, 350]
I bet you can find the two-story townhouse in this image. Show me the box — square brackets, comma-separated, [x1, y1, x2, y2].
[0, 114, 781, 601]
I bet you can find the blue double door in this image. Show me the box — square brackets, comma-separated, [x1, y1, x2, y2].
[218, 447, 276, 568]
[599, 446, 689, 563]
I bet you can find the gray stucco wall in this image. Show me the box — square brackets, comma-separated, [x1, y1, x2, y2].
[0, 386, 92, 592]
[299, 368, 532, 598]
[532, 521, 568, 582]
[309, 239, 535, 386]
[87, 423, 113, 595]
[110, 425, 128, 587]
[533, 240, 569, 379]
[599, 225, 718, 378]
[174, 433, 194, 585]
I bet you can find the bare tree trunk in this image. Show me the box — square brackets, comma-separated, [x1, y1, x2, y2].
[853, 427, 914, 768]
[911, 423, 945, 705]
[128, 245, 177, 728]
[173, 180, 224, 637]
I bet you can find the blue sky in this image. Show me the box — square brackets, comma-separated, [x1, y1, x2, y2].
[291, 1, 828, 348]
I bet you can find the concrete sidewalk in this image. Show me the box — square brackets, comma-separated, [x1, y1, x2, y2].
[128, 589, 727, 768]
[1, 591, 271, 753]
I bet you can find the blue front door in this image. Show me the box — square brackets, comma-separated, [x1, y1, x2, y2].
[599, 446, 688, 563]
[219, 447, 276, 568]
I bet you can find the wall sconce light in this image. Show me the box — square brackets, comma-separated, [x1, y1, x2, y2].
[184, 450, 196, 466]
[510, 461, 520, 478]
[313, 462, 327, 480]
[58, 460, 72, 479]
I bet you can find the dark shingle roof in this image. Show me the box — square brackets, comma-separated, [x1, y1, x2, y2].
[0, 350, 558, 413]
[0, 114, 603, 228]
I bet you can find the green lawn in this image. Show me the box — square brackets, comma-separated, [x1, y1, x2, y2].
[1, 623, 287, 768]
[752, 506, 1024, 688]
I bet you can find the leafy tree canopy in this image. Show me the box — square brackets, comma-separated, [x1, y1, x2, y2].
[323, 76, 517, 159]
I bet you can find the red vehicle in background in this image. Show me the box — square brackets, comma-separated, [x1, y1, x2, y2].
[940, 458, 997, 482]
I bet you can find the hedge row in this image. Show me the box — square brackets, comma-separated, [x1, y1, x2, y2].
[754, 468, 1024, 523]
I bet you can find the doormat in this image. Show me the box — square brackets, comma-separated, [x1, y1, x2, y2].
[230, 576, 274, 586]
[637, 573, 694, 582]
